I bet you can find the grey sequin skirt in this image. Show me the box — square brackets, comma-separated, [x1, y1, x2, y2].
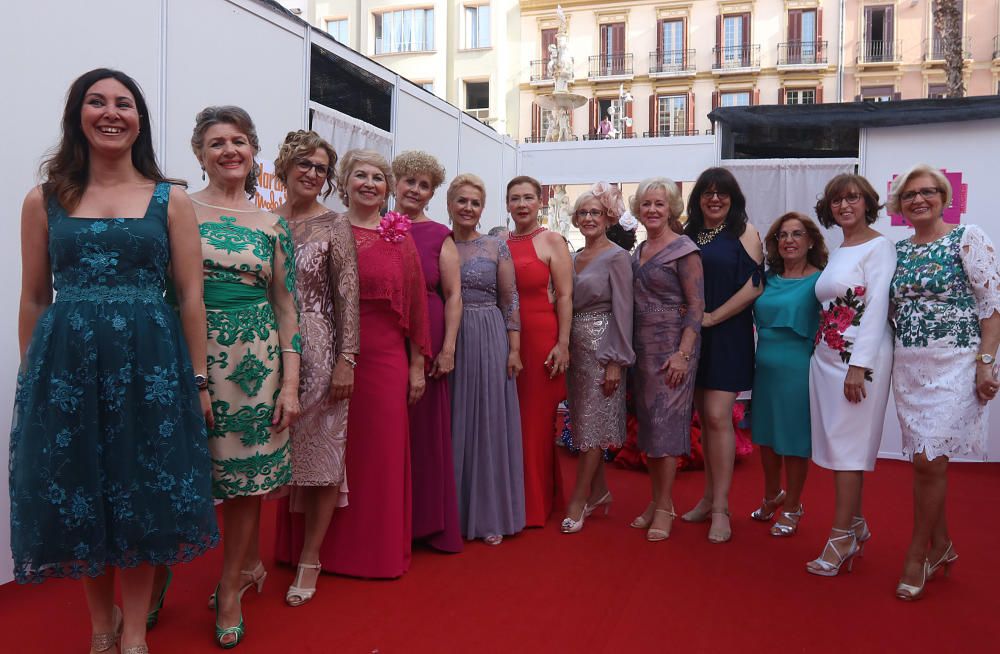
[567, 311, 627, 451]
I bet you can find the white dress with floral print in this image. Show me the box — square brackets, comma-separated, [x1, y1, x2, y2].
[891, 225, 1000, 461]
[809, 236, 896, 471]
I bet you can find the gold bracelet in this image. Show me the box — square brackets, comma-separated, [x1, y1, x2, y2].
[280, 348, 300, 355]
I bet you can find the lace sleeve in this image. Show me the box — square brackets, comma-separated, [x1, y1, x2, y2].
[960, 224, 1000, 321]
[678, 251, 705, 334]
[497, 239, 521, 331]
[328, 215, 360, 355]
[401, 234, 432, 357]
[271, 217, 302, 353]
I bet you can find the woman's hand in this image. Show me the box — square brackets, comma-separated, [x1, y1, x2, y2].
[975, 364, 999, 404]
[702, 312, 716, 328]
[659, 352, 689, 389]
[328, 358, 355, 403]
[200, 389, 214, 430]
[843, 365, 868, 404]
[601, 362, 622, 397]
[272, 386, 301, 430]
[507, 349, 524, 379]
[545, 341, 570, 378]
[408, 363, 426, 406]
[430, 348, 456, 379]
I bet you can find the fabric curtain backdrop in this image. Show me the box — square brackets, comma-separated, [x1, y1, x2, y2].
[725, 158, 857, 249]
[310, 102, 393, 213]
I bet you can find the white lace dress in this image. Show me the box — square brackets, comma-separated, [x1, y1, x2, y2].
[891, 225, 1000, 461]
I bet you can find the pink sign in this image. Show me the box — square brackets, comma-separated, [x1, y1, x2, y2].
[889, 169, 967, 227]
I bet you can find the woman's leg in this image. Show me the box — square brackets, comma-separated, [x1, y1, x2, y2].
[241, 500, 263, 571]
[565, 449, 603, 521]
[699, 390, 737, 540]
[588, 459, 609, 503]
[648, 455, 678, 536]
[216, 495, 261, 645]
[808, 470, 862, 569]
[118, 564, 154, 650]
[683, 389, 714, 519]
[293, 485, 341, 593]
[758, 445, 783, 503]
[900, 453, 949, 585]
[84, 570, 117, 652]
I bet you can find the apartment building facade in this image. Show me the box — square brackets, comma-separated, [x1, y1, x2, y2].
[843, 0, 1000, 101]
[281, 0, 523, 136]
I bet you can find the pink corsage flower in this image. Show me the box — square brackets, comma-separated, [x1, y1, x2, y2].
[853, 286, 866, 297]
[377, 211, 412, 244]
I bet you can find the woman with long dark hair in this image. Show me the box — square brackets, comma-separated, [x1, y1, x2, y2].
[680, 168, 763, 544]
[9, 68, 218, 654]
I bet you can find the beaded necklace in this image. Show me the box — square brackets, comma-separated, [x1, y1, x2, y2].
[508, 226, 546, 241]
[696, 222, 726, 246]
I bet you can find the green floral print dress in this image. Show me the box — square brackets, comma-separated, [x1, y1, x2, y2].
[193, 202, 300, 498]
[891, 225, 1000, 461]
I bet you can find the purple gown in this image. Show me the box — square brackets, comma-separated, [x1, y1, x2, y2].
[407, 220, 463, 552]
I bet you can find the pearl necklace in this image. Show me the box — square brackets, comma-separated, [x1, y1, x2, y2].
[696, 223, 725, 246]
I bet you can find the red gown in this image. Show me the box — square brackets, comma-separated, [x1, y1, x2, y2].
[507, 232, 566, 526]
[276, 226, 430, 578]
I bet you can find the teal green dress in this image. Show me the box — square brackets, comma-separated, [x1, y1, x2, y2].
[751, 271, 821, 457]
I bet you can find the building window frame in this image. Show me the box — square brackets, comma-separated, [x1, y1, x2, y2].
[463, 3, 491, 50]
[784, 88, 817, 105]
[656, 93, 688, 134]
[373, 7, 435, 55]
[463, 79, 491, 121]
[324, 17, 349, 44]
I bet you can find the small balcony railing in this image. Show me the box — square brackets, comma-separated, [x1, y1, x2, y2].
[643, 129, 699, 138]
[712, 44, 761, 71]
[923, 36, 972, 61]
[777, 40, 828, 66]
[583, 132, 637, 141]
[649, 49, 696, 75]
[588, 53, 634, 79]
[530, 59, 553, 83]
[523, 135, 579, 143]
[858, 40, 900, 63]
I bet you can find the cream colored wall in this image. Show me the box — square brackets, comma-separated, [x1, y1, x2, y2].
[842, 0, 1000, 100]
[518, 0, 840, 142]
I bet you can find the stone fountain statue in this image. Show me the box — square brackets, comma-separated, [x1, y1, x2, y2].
[534, 5, 586, 236]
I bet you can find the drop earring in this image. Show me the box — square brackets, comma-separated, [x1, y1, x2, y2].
[201, 167, 206, 181]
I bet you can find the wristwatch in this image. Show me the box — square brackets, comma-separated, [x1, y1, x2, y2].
[194, 373, 209, 390]
[975, 353, 995, 365]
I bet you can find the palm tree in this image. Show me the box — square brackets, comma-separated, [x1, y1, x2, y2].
[933, 0, 964, 97]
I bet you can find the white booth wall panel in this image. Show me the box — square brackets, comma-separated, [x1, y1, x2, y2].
[0, 0, 165, 586]
[394, 87, 461, 224]
[163, 0, 306, 184]
[519, 137, 717, 186]
[861, 119, 1000, 462]
[459, 118, 507, 231]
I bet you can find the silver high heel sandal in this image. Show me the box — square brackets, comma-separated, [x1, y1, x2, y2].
[851, 516, 872, 556]
[770, 504, 804, 537]
[750, 489, 786, 521]
[90, 605, 122, 653]
[122, 646, 150, 654]
[806, 528, 859, 577]
[928, 541, 958, 579]
[896, 560, 929, 601]
[286, 562, 323, 607]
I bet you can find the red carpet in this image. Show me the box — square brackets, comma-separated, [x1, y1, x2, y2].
[2, 448, 998, 653]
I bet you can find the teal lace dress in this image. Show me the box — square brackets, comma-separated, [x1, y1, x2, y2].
[8, 183, 219, 584]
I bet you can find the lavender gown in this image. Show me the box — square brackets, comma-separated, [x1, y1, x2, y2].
[450, 235, 526, 539]
[631, 237, 705, 457]
[408, 220, 463, 552]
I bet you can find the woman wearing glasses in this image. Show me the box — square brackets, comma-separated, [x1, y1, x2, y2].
[750, 213, 827, 537]
[888, 164, 1000, 599]
[807, 174, 895, 577]
[681, 168, 763, 544]
[271, 130, 360, 606]
[560, 184, 634, 534]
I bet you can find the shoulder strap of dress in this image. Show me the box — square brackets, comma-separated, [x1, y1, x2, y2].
[146, 182, 172, 225]
[44, 190, 64, 225]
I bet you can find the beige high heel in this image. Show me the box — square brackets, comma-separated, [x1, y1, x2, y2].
[927, 541, 958, 579]
[584, 491, 613, 518]
[630, 502, 655, 529]
[208, 560, 267, 609]
[681, 499, 712, 523]
[286, 562, 323, 607]
[646, 508, 677, 542]
[708, 509, 732, 543]
[896, 560, 930, 601]
[122, 646, 150, 654]
[90, 605, 122, 653]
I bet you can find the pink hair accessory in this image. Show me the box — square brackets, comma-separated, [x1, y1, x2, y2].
[590, 182, 626, 223]
[377, 211, 412, 243]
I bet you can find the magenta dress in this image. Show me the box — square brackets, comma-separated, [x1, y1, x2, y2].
[408, 220, 463, 552]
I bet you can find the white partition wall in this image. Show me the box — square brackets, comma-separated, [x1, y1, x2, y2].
[861, 118, 1000, 462]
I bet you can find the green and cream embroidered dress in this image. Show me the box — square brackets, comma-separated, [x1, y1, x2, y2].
[194, 205, 300, 498]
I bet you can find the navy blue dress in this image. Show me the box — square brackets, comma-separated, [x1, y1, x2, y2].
[9, 183, 219, 584]
[696, 230, 762, 392]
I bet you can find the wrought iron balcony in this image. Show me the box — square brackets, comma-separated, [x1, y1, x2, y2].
[523, 135, 579, 143]
[712, 44, 761, 72]
[777, 40, 828, 67]
[643, 129, 699, 138]
[530, 59, 553, 83]
[649, 49, 696, 76]
[588, 53, 634, 80]
[583, 132, 637, 141]
[858, 40, 901, 64]
[922, 36, 972, 62]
